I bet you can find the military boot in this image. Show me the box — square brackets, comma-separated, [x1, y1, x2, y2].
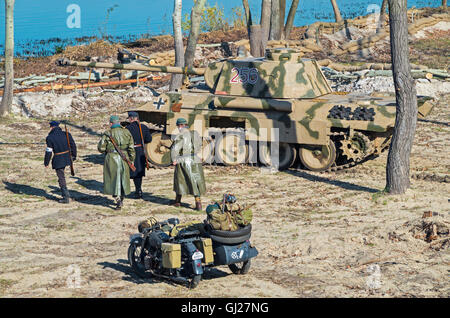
[133, 178, 143, 199]
[195, 197, 202, 211]
[172, 194, 182, 207]
[134, 190, 143, 199]
[59, 188, 70, 204]
[114, 196, 123, 210]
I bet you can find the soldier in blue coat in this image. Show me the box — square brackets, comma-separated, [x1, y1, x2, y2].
[126, 111, 152, 199]
[44, 121, 77, 203]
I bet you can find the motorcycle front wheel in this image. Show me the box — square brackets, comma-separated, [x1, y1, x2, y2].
[228, 260, 251, 275]
[128, 242, 151, 278]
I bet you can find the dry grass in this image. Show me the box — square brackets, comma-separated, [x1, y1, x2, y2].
[0, 95, 448, 298]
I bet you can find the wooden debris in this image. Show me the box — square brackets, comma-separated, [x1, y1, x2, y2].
[0, 77, 153, 96]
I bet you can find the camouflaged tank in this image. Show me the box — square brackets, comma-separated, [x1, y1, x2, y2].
[58, 48, 434, 171]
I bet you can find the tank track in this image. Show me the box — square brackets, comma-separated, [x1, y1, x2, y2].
[144, 130, 387, 173]
[144, 130, 448, 183]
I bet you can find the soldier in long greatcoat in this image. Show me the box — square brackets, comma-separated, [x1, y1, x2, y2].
[98, 115, 135, 210]
[44, 121, 77, 203]
[125, 111, 152, 199]
[171, 118, 206, 211]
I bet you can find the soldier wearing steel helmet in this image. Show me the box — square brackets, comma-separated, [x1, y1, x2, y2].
[97, 115, 135, 210]
[171, 118, 206, 211]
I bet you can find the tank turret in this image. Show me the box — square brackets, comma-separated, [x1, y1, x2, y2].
[57, 48, 331, 99]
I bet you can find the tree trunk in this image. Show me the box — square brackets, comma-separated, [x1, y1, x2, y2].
[270, 0, 281, 40]
[242, 0, 252, 29]
[249, 24, 263, 57]
[169, 0, 184, 91]
[385, 0, 418, 194]
[330, 0, 343, 23]
[184, 0, 206, 70]
[284, 0, 300, 39]
[279, 0, 286, 39]
[0, 0, 15, 117]
[260, 0, 271, 53]
[377, 0, 388, 33]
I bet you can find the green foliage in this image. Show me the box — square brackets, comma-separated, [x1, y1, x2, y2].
[182, 4, 246, 34]
[371, 188, 388, 204]
[54, 45, 65, 55]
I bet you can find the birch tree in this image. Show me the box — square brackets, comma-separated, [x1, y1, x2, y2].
[260, 0, 271, 52]
[0, 0, 15, 117]
[184, 0, 206, 70]
[330, 0, 343, 23]
[269, 0, 281, 40]
[377, 0, 388, 33]
[244, 0, 300, 55]
[284, 0, 300, 39]
[169, 0, 184, 90]
[385, 0, 418, 194]
[243, 0, 264, 56]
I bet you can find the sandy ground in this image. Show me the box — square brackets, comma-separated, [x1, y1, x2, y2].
[0, 94, 448, 298]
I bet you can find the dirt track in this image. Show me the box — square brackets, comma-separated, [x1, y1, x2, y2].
[0, 94, 448, 298]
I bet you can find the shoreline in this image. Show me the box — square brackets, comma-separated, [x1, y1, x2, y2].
[4, 4, 446, 58]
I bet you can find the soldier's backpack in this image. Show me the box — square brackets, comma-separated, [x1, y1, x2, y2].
[205, 203, 239, 231]
[235, 206, 253, 226]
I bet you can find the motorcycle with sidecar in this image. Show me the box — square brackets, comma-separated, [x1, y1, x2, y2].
[127, 217, 258, 288]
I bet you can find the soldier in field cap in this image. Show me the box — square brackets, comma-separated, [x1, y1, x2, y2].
[44, 120, 77, 203]
[125, 111, 152, 199]
[170, 117, 206, 211]
[98, 115, 135, 210]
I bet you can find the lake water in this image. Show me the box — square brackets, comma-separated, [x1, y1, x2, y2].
[0, 0, 442, 56]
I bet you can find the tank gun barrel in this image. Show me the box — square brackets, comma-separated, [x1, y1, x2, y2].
[56, 58, 205, 76]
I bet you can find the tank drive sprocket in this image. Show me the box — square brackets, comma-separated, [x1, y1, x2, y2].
[339, 132, 374, 162]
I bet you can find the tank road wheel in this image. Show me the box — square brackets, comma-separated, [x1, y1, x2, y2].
[215, 132, 249, 166]
[145, 132, 173, 167]
[259, 142, 297, 170]
[299, 141, 336, 172]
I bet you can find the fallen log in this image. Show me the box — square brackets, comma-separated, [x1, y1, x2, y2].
[318, 59, 438, 73]
[365, 70, 435, 79]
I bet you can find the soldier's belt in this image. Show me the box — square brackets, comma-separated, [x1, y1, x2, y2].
[54, 150, 69, 156]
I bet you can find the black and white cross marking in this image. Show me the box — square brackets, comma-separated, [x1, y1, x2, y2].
[153, 98, 165, 110]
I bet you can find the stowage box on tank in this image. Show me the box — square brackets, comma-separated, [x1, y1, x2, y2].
[57, 48, 434, 171]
